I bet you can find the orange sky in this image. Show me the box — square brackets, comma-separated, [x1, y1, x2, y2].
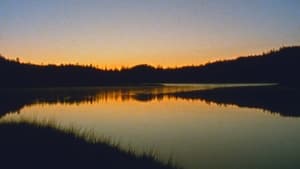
[1, 0, 300, 68]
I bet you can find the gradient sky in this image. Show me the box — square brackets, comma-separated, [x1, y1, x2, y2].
[1, 0, 300, 68]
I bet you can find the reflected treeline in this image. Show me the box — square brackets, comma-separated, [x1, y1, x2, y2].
[1, 46, 300, 87]
[1, 85, 299, 118]
[0, 86, 196, 117]
[169, 85, 300, 117]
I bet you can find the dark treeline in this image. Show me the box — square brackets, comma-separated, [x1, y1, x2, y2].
[1, 46, 299, 87]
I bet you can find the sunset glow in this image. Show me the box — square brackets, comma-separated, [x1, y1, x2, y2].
[1, 0, 300, 68]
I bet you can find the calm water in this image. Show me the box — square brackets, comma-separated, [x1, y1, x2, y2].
[1, 84, 300, 169]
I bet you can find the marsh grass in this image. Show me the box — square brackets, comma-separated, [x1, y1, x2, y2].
[0, 118, 181, 169]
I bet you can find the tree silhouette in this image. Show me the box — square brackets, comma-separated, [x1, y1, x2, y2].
[0, 46, 299, 87]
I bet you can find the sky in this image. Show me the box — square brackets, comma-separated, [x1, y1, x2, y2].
[0, 0, 300, 68]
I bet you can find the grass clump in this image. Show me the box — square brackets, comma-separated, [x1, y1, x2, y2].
[0, 118, 181, 169]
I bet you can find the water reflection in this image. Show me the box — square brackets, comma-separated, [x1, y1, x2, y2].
[0, 86, 198, 117]
[168, 85, 300, 117]
[1, 85, 300, 169]
[0, 85, 299, 118]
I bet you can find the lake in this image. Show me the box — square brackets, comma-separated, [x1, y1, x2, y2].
[1, 84, 300, 169]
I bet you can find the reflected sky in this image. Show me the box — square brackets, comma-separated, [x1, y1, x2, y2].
[1, 85, 300, 169]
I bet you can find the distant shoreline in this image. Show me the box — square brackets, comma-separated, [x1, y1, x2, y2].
[169, 85, 300, 117]
[1, 47, 299, 87]
[0, 82, 277, 90]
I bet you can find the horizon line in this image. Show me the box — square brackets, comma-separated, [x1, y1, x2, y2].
[1, 45, 299, 70]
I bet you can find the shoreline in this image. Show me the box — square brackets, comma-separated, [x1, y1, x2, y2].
[0, 120, 180, 169]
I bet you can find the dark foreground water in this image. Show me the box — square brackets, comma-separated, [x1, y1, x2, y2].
[1, 84, 299, 169]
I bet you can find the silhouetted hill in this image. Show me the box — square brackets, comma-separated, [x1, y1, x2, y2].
[0, 46, 299, 87]
[196, 46, 300, 84]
